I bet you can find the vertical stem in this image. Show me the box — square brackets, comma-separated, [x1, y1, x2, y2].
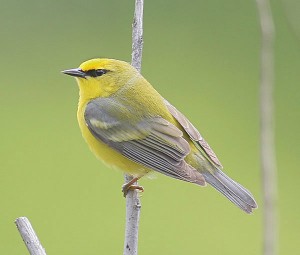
[123, 1, 144, 255]
[123, 175, 142, 255]
[131, 0, 144, 72]
[255, 0, 277, 255]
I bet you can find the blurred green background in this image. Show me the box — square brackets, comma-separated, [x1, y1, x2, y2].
[1, 0, 299, 254]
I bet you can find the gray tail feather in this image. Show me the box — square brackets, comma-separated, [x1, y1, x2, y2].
[202, 169, 258, 214]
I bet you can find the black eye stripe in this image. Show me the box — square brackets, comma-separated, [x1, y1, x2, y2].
[85, 69, 108, 77]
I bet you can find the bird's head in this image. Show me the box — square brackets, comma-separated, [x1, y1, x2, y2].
[62, 58, 139, 100]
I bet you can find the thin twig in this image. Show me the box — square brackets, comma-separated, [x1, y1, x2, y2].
[255, 0, 277, 255]
[15, 217, 47, 255]
[123, 1, 144, 255]
[131, 0, 144, 72]
[123, 175, 142, 255]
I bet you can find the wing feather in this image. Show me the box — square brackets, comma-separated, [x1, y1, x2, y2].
[84, 98, 206, 186]
[164, 99, 223, 168]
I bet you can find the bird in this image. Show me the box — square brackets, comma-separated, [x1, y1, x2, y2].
[62, 58, 258, 213]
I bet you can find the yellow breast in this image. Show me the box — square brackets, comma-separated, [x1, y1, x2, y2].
[77, 101, 150, 177]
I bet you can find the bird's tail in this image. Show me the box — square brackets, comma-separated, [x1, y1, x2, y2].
[201, 168, 258, 213]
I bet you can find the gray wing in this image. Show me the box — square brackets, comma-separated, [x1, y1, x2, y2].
[84, 97, 205, 185]
[164, 100, 259, 213]
[164, 99, 223, 168]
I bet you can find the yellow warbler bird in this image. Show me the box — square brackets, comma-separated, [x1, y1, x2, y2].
[62, 58, 257, 213]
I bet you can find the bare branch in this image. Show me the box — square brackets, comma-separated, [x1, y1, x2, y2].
[123, 1, 144, 255]
[255, 0, 277, 255]
[131, 0, 144, 72]
[123, 175, 142, 255]
[15, 217, 47, 255]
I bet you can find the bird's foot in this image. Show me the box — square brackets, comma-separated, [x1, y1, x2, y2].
[122, 177, 144, 197]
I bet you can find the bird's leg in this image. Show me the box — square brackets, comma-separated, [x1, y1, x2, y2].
[122, 176, 144, 197]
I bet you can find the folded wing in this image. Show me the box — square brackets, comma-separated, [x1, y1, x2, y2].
[84, 97, 205, 185]
[164, 99, 223, 168]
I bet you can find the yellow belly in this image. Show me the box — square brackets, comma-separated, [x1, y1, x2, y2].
[77, 102, 150, 177]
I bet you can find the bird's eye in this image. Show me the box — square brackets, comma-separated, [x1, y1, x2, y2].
[95, 69, 107, 77]
[86, 69, 108, 77]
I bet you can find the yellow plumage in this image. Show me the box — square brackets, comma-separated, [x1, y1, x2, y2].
[77, 59, 174, 175]
[62, 58, 257, 213]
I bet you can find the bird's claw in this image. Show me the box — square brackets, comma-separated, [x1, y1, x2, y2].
[122, 184, 144, 197]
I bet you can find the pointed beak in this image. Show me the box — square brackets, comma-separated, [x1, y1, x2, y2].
[62, 68, 86, 78]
